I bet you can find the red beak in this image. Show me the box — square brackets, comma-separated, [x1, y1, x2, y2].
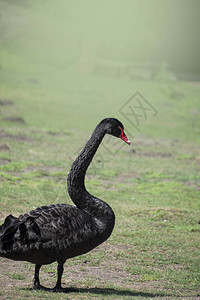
[118, 126, 131, 145]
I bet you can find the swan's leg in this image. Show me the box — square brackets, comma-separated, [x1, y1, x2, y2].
[33, 264, 51, 291]
[33, 264, 42, 289]
[33, 263, 77, 293]
[53, 263, 63, 290]
[52, 263, 78, 293]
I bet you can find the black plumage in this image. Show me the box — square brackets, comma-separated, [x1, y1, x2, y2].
[0, 118, 130, 292]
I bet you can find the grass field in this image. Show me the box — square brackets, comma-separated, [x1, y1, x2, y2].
[0, 1, 200, 299]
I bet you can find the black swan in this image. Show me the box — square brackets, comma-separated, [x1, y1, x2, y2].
[0, 118, 130, 292]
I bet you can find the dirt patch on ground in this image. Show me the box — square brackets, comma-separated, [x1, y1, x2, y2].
[0, 143, 10, 152]
[26, 78, 39, 84]
[185, 180, 200, 190]
[0, 157, 11, 167]
[135, 151, 172, 158]
[0, 99, 14, 106]
[0, 130, 32, 142]
[3, 116, 26, 124]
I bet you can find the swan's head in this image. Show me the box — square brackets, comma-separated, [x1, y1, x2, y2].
[103, 118, 131, 145]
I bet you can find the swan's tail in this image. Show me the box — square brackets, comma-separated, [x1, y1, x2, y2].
[0, 214, 41, 258]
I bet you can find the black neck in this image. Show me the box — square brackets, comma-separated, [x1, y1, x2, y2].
[67, 120, 115, 235]
[67, 123, 105, 203]
[67, 121, 107, 204]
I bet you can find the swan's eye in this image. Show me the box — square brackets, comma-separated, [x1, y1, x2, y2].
[118, 126, 131, 145]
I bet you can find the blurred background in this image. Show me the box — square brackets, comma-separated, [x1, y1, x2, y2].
[1, 0, 199, 78]
[0, 0, 200, 140]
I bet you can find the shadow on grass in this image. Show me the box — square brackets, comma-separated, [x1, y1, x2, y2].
[22, 287, 172, 298]
[75, 287, 171, 298]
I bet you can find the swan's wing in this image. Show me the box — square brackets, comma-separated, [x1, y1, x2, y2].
[0, 204, 96, 256]
[26, 204, 95, 237]
[32, 204, 99, 251]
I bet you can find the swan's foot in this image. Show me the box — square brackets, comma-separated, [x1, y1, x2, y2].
[33, 282, 77, 293]
[33, 282, 51, 291]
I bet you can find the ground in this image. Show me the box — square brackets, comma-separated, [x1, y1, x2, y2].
[0, 123, 199, 299]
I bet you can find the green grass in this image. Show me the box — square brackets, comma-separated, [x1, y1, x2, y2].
[0, 1, 200, 299]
